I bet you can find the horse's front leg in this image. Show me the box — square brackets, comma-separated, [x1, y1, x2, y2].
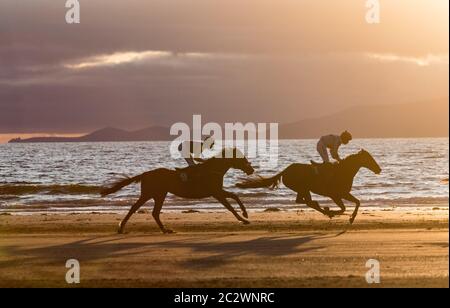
[327, 197, 346, 218]
[343, 193, 361, 224]
[221, 190, 248, 218]
[214, 193, 250, 225]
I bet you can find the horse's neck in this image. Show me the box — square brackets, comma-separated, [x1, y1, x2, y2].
[205, 159, 231, 176]
[339, 156, 362, 180]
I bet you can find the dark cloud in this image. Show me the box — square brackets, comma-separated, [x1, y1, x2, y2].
[0, 0, 448, 133]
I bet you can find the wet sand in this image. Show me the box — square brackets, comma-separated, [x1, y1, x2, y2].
[0, 209, 448, 288]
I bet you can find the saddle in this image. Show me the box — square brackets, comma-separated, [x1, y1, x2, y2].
[175, 164, 206, 184]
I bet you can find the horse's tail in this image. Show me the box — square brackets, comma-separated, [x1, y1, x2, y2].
[100, 174, 144, 197]
[236, 169, 286, 190]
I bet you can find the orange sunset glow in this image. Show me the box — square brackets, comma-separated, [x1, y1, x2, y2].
[0, 0, 448, 290]
[0, 0, 448, 141]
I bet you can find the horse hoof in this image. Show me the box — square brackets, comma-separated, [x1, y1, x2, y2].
[243, 212, 249, 219]
[349, 217, 355, 224]
[242, 220, 250, 225]
[327, 212, 336, 219]
[163, 229, 175, 234]
[118, 223, 124, 234]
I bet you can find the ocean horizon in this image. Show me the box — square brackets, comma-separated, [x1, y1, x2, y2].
[0, 138, 448, 214]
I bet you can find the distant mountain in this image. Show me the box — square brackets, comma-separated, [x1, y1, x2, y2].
[8, 99, 449, 143]
[9, 126, 172, 143]
[278, 99, 449, 139]
[80, 127, 131, 141]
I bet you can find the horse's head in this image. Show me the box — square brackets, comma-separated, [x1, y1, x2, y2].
[221, 148, 255, 175]
[357, 149, 382, 174]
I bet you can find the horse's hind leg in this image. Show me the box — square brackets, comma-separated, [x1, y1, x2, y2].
[301, 190, 333, 218]
[328, 197, 346, 217]
[119, 196, 148, 234]
[152, 193, 172, 234]
[296, 193, 306, 204]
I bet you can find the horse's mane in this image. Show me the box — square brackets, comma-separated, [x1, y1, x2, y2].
[342, 151, 361, 162]
[189, 148, 244, 172]
[203, 148, 244, 163]
[341, 150, 371, 164]
[200, 155, 218, 166]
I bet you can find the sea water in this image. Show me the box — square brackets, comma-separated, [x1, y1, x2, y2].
[0, 138, 448, 213]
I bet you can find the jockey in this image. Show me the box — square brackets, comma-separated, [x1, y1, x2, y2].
[178, 135, 215, 166]
[315, 131, 352, 164]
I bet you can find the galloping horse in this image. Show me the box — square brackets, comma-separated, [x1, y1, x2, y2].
[101, 148, 254, 234]
[237, 149, 381, 224]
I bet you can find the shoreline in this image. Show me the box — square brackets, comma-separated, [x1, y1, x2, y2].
[1, 198, 449, 215]
[0, 209, 448, 288]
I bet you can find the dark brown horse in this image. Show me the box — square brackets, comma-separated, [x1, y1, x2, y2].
[237, 149, 381, 224]
[101, 148, 254, 234]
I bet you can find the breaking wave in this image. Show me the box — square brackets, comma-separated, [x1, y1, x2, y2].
[0, 184, 101, 196]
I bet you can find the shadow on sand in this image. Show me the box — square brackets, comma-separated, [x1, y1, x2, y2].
[1, 232, 347, 270]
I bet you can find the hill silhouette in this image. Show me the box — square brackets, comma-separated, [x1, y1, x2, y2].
[8, 99, 448, 143]
[279, 99, 448, 139]
[9, 126, 172, 143]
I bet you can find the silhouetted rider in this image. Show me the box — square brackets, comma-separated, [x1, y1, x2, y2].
[178, 135, 215, 166]
[315, 131, 352, 164]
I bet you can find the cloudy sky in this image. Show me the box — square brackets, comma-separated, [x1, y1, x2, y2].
[0, 0, 448, 141]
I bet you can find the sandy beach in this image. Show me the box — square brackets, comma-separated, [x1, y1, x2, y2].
[0, 208, 448, 288]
